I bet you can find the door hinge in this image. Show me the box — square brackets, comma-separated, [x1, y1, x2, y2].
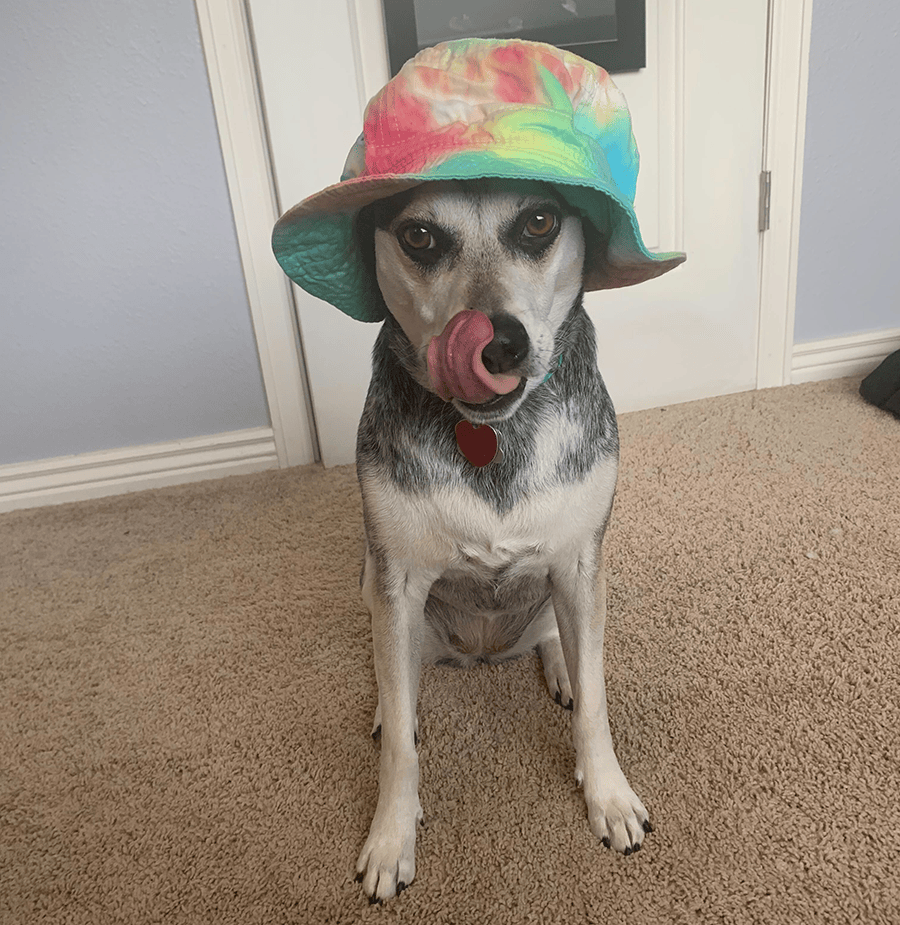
[758, 170, 772, 232]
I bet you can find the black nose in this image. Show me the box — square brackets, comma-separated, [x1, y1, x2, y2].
[481, 313, 529, 375]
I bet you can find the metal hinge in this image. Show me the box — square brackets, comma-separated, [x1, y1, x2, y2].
[758, 170, 772, 232]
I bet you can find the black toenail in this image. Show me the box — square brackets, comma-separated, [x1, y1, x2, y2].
[624, 847, 632, 856]
[368, 896, 381, 905]
[643, 820, 654, 834]
[354, 872, 363, 883]
[372, 725, 381, 742]
[397, 881, 407, 893]
[602, 837, 611, 849]
[633, 841, 642, 852]
[565, 698, 573, 711]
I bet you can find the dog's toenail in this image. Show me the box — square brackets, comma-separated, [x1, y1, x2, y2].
[397, 881, 407, 893]
[633, 841, 642, 852]
[624, 847, 632, 856]
[643, 820, 654, 834]
[602, 837, 611, 849]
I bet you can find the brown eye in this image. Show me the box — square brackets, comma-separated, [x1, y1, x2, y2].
[400, 224, 435, 250]
[523, 212, 558, 237]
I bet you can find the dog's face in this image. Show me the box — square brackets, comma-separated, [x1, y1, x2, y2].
[366, 179, 586, 423]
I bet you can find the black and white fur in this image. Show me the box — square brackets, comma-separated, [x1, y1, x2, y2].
[353, 179, 650, 902]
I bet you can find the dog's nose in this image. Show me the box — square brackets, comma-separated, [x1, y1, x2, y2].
[481, 313, 529, 375]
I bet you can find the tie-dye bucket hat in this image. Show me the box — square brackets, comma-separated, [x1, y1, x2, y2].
[272, 38, 685, 322]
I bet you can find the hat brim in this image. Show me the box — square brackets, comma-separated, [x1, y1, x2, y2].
[272, 161, 685, 323]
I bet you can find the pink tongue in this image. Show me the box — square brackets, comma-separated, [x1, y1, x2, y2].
[427, 310, 521, 403]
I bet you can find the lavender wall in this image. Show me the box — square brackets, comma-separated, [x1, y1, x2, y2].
[0, 0, 269, 467]
[794, 0, 900, 342]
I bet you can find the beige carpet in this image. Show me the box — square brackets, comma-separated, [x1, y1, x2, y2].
[2, 377, 898, 924]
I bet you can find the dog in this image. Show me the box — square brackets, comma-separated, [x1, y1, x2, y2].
[351, 177, 651, 902]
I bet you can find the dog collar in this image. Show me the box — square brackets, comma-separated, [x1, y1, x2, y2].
[542, 355, 563, 383]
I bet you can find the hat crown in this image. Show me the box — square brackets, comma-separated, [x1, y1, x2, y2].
[341, 38, 640, 205]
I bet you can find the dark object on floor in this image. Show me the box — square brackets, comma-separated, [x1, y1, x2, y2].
[860, 348, 900, 417]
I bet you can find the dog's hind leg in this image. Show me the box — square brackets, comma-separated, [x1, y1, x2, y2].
[370, 698, 419, 744]
[550, 545, 651, 855]
[356, 547, 436, 902]
[371, 699, 382, 741]
[537, 629, 574, 711]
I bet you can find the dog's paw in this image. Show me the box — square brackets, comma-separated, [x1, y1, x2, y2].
[355, 800, 423, 902]
[537, 636, 573, 710]
[577, 767, 651, 855]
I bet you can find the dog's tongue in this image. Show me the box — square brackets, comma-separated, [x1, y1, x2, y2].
[427, 311, 521, 404]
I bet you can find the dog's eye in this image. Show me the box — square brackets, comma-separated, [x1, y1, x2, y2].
[400, 224, 435, 251]
[523, 211, 558, 238]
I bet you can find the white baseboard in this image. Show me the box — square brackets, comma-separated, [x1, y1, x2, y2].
[5, 327, 897, 514]
[0, 427, 280, 513]
[791, 327, 900, 385]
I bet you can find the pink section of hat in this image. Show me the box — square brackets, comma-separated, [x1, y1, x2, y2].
[427, 311, 521, 404]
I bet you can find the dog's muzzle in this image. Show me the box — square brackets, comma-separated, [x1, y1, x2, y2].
[427, 310, 524, 404]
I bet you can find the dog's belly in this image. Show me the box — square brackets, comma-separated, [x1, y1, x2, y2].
[423, 562, 552, 665]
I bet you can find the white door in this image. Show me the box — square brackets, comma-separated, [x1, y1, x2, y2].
[250, 0, 769, 466]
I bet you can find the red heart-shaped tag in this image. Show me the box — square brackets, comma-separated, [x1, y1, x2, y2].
[455, 421, 501, 467]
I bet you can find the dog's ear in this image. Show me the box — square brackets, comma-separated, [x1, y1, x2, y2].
[355, 189, 422, 272]
[354, 200, 385, 287]
[581, 216, 612, 290]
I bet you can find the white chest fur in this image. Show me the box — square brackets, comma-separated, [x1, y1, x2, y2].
[361, 455, 617, 579]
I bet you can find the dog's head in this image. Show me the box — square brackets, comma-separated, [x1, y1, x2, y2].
[357, 179, 593, 423]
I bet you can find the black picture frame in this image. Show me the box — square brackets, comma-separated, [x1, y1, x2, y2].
[381, 0, 645, 77]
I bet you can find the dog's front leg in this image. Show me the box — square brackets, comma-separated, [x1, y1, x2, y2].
[550, 545, 651, 854]
[356, 548, 435, 901]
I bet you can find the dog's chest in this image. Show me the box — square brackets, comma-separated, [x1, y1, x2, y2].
[445, 519, 545, 575]
[367, 456, 616, 573]
[417, 472, 614, 661]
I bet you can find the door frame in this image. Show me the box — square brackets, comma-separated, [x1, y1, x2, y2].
[757, 0, 815, 389]
[196, 0, 814, 464]
[194, 0, 317, 467]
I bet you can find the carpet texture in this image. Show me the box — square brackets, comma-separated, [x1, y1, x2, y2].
[2, 377, 898, 924]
